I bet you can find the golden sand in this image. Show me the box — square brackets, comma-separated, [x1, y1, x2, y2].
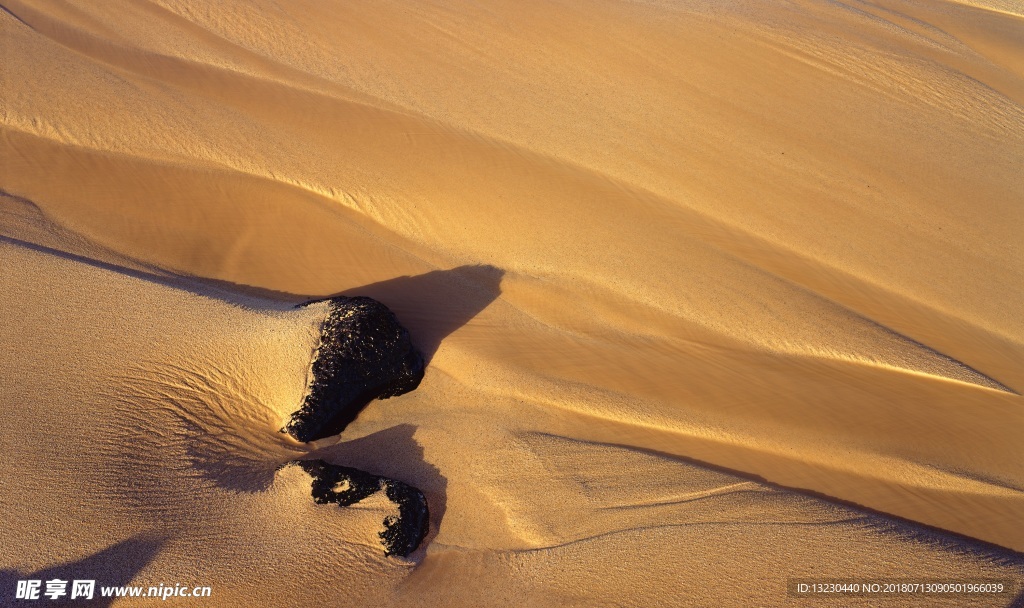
[2, 0, 1022, 605]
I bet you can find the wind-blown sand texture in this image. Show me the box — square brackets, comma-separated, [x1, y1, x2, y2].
[1, 0, 1022, 605]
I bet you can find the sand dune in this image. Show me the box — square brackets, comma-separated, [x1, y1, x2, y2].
[2, 0, 1022, 605]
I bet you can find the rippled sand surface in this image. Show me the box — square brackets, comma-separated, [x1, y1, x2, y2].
[2, 0, 1023, 605]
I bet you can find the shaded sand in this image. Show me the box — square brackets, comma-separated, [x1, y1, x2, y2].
[2, 0, 1023, 605]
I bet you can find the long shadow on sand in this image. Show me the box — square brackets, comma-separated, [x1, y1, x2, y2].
[0, 535, 165, 606]
[0, 233, 303, 309]
[1, 236, 506, 341]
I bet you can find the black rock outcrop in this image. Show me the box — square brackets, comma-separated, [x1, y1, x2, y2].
[287, 296, 424, 442]
[299, 459, 430, 557]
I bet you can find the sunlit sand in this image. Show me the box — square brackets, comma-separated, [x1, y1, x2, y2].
[2, 0, 1022, 605]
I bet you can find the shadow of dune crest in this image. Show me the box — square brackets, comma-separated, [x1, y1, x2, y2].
[522, 432, 1024, 565]
[0, 535, 166, 607]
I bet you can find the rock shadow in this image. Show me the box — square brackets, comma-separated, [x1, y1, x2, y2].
[0, 534, 165, 606]
[309, 423, 447, 558]
[335, 264, 504, 364]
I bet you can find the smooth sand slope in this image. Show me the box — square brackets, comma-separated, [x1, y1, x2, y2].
[2, 0, 1023, 605]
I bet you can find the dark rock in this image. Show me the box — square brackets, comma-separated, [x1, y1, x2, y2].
[304, 460, 382, 507]
[380, 478, 431, 558]
[287, 296, 424, 442]
[286, 297, 429, 555]
[299, 459, 430, 557]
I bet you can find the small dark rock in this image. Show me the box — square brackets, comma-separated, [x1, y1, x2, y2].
[304, 460, 382, 507]
[299, 459, 430, 557]
[287, 296, 424, 442]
